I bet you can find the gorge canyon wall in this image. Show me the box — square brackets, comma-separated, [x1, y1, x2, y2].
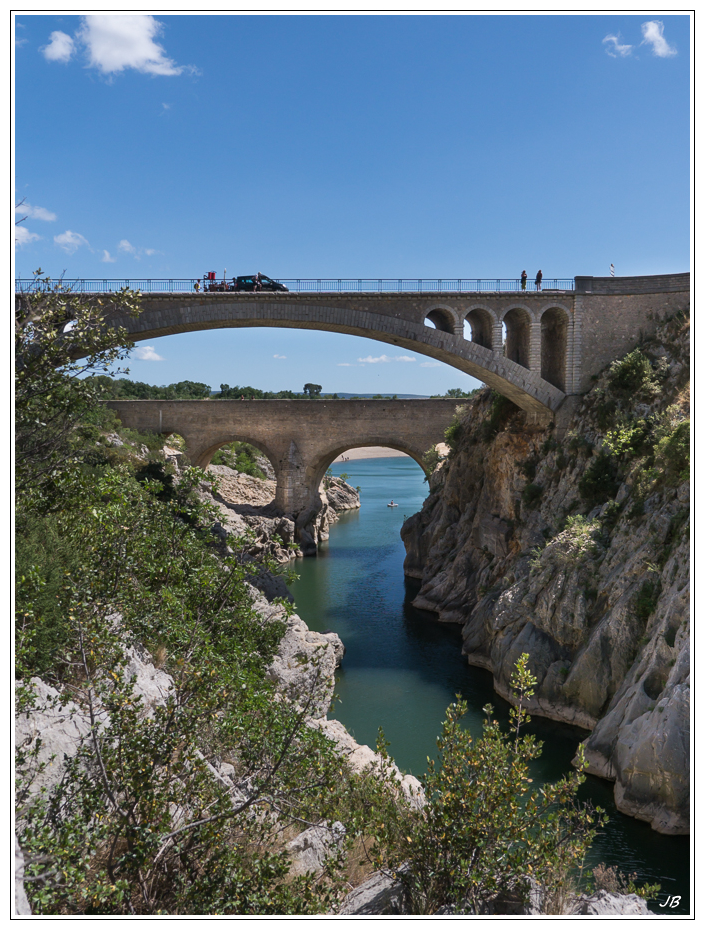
[402, 312, 690, 834]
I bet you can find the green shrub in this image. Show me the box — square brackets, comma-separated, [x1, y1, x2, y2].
[652, 420, 690, 486]
[444, 419, 462, 450]
[522, 483, 543, 508]
[211, 441, 268, 479]
[634, 578, 661, 623]
[603, 419, 652, 459]
[578, 452, 620, 506]
[481, 392, 517, 442]
[607, 349, 661, 398]
[376, 655, 603, 915]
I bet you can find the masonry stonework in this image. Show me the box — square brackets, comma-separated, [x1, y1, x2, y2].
[91, 274, 688, 414]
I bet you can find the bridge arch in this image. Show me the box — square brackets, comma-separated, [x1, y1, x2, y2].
[423, 304, 458, 334]
[191, 434, 281, 474]
[540, 305, 572, 392]
[102, 294, 568, 413]
[310, 440, 428, 499]
[501, 306, 533, 370]
[463, 306, 496, 349]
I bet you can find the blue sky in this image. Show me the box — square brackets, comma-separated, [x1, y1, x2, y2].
[14, 13, 691, 395]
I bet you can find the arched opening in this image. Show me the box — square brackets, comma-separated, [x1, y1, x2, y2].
[424, 308, 455, 334]
[502, 308, 531, 369]
[541, 307, 570, 391]
[202, 440, 278, 507]
[463, 308, 493, 349]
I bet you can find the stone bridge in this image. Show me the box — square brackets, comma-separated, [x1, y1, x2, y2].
[100, 273, 689, 416]
[107, 397, 458, 551]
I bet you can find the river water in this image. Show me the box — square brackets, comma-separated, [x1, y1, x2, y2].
[289, 455, 690, 914]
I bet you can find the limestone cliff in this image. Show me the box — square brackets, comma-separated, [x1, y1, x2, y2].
[402, 313, 690, 834]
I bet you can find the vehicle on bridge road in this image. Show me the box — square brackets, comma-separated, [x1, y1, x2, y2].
[199, 272, 289, 293]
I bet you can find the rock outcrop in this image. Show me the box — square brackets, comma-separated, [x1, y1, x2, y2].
[401, 314, 690, 834]
[200, 464, 360, 560]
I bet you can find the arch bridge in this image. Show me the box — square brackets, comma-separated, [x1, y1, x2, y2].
[107, 398, 458, 553]
[92, 273, 689, 416]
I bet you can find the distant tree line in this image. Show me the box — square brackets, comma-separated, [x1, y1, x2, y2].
[90, 378, 327, 401]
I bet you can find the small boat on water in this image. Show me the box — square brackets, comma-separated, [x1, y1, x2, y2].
[387, 501, 398, 507]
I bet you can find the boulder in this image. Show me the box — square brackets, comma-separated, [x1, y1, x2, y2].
[338, 870, 407, 915]
[286, 821, 346, 878]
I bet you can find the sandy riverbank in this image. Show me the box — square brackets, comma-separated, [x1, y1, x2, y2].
[333, 446, 408, 462]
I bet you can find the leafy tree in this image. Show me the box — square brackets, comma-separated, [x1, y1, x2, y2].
[15, 271, 140, 502]
[375, 655, 604, 915]
[303, 383, 322, 398]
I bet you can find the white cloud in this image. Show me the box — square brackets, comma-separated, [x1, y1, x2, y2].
[273, 354, 287, 359]
[337, 362, 355, 367]
[602, 34, 632, 58]
[641, 20, 677, 57]
[133, 345, 165, 361]
[420, 361, 444, 368]
[15, 226, 41, 247]
[118, 239, 157, 259]
[77, 15, 194, 76]
[41, 30, 75, 63]
[357, 354, 416, 364]
[54, 230, 90, 253]
[101, 250, 117, 263]
[15, 202, 56, 221]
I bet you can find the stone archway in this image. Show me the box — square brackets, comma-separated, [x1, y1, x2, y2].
[424, 306, 457, 334]
[502, 307, 532, 369]
[464, 307, 494, 349]
[540, 306, 571, 391]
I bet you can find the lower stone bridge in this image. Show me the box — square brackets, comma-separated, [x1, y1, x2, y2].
[107, 397, 458, 551]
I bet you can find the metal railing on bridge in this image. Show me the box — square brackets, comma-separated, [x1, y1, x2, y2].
[15, 277, 575, 294]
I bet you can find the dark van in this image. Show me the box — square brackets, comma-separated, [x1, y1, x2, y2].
[233, 274, 288, 292]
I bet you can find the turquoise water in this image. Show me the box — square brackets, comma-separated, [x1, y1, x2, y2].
[289, 456, 690, 913]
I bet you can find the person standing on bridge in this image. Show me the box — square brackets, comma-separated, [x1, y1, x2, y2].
[535, 270, 543, 291]
[521, 270, 527, 291]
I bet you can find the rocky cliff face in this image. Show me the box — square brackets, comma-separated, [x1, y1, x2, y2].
[198, 464, 360, 562]
[402, 314, 690, 834]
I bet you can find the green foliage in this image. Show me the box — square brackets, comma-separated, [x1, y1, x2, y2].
[634, 578, 661, 623]
[422, 446, 442, 476]
[15, 465, 367, 914]
[554, 516, 601, 566]
[211, 441, 268, 479]
[443, 388, 480, 398]
[15, 272, 140, 504]
[216, 384, 301, 400]
[521, 456, 538, 482]
[444, 419, 462, 450]
[607, 349, 662, 399]
[303, 383, 323, 398]
[578, 451, 620, 506]
[481, 392, 517, 442]
[521, 482, 543, 508]
[652, 419, 690, 486]
[15, 275, 388, 915]
[602, 419, 652, 459]
[90, 376, 212, 400]
[375, 655, 603, 915]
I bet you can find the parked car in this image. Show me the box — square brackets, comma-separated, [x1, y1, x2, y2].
[233, 274, 289, 293]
